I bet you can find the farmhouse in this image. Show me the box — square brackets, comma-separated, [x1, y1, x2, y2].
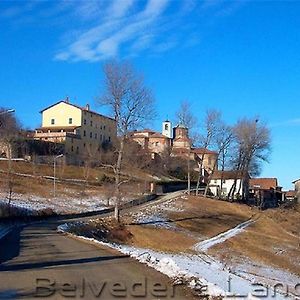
[34, 99, 117, 163]
[249, 178, 283, 208]
[209, 170, 250, 199]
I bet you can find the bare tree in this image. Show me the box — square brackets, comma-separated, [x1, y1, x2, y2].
[175, 100, 197, 138]
[204, 123, 234, 197]
[175, 100, 198, 194]
[0, 108, 21, 215]
[227, 118, 271, 201]
[0, 108, 20, 158]
[98, 60, 156, 222]
[195, 110, 222, 195]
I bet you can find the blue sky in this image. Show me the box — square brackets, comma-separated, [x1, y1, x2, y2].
[0, 0, 300, 189]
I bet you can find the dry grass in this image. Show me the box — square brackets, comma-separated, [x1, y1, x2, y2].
[0, 160, 151, 200]
[209, 205, 300, 276]
[115, 195, 300, 277]
[165, 196, 255, 239]
[105, 196, 256, 254]
[127, 225, 197, 253]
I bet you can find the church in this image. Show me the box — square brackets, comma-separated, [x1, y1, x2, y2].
[129, 121, 218, 177]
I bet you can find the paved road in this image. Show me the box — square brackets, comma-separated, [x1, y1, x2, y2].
[0, 193, 195, 300]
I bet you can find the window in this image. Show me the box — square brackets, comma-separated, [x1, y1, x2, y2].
[90, 132, 92, 138]
[71, 146, 74, 152]
[76, 146, 79, 154]
[83, 130, 86, 137]
[90, 121, 93, 126]
[69, 118, 73, 124]
[214, 179, 218, 184]
[95, 133, 97, 139]
[108, 136, 111, 142]
[84, 119, 87, 125]
[71, 138, 74, 144]
[100, 134, 102, 141]
[165, 124, 169, 130]
[51, 119, 55, 125]
[222, 179, 226, 184]
[83, 143, 86, 148]
[103, 125, 106, 130]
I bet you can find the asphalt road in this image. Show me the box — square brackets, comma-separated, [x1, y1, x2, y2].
[0, 194, 195, 300]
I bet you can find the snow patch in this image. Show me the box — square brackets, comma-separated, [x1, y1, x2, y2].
[195, 219, 254, 251]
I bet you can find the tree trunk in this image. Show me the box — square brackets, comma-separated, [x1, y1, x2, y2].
[204, 158, 218, 197]
[114, 137, 125, 223]
[187, 153, 191, 195]
[195, 154, 205, 195]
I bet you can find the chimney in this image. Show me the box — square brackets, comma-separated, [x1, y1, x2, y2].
[86, 104, 90, 111]
[65, 96, 70, 103]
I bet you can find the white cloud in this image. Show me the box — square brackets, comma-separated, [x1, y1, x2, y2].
[271, 118, 300, 128]
[142, 0, 170, 18]
[2, 0, 246, 62]
[55, 0, 172, 62]
[109, 0, 135, 18]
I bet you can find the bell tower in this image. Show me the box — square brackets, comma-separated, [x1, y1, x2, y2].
[162, 120, 172, 138]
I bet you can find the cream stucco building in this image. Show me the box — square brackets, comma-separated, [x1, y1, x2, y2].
[34, 99, 116, 163]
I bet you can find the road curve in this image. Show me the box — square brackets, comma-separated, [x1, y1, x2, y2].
[0, 218, 195, 299]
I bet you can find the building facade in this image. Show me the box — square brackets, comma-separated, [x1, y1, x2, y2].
[34, 99, 117, 163]
[292, 179, 300, 203]
[209, 170, 250, 199]
[249, 178, 283, 208]
[130, 121, 218, 176]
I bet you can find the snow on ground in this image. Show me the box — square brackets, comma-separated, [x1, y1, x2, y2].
[127, 196, 184, 229]
[0, 192, 130, 214]
[232, 259, 300, 299]
[58, 228, 292, 300]
[194, 219, 255, 252]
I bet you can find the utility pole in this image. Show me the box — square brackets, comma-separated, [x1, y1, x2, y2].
[187, 150, 191, 195]
[53, 154, 64, 198]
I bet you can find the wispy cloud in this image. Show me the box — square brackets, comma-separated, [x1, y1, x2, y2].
[1, 0, 246, 62]
[271, 118, 300, 128]
[55, 0, 172, 62]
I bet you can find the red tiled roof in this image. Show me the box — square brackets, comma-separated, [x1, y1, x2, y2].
[249, 178, 278, 190]
[192, 148, 218, 155]
[150, 133, 169, 139]
[285, 190, 296, 198]
[211, 170, 249, 180]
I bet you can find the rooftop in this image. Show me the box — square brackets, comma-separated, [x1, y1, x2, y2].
[249, 178, 278, 190]
[211, 170, 249, 180]
[40, 100, 116, 122]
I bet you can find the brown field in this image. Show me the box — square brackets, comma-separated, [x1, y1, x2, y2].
[114, 195, 300, 278]
[165, 196, 255, 238]
[0, 160, 151, 199]
[210, 206, 300, 276]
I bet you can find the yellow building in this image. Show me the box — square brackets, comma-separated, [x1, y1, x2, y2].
[34, 99, 116, 163]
